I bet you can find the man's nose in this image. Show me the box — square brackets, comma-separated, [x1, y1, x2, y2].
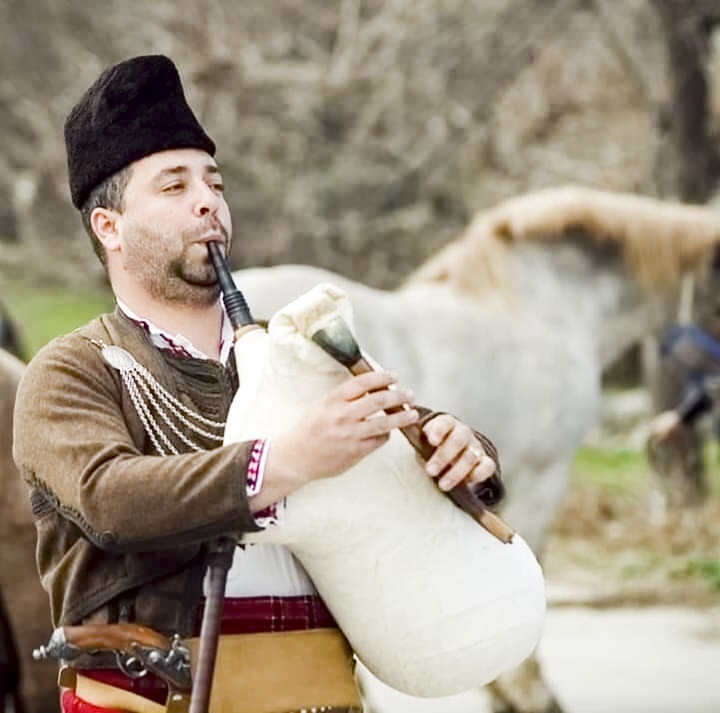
[194, 182, 221, 216]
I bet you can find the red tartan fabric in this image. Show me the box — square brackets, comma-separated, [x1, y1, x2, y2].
[196, 595, 338, 635]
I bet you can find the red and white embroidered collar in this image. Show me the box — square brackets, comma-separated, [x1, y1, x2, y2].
[117, 298, 235, 364]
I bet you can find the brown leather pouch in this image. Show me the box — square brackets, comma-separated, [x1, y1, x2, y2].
[187, 628, 361, 713]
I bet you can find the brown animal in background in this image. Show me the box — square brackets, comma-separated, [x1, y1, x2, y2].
[0, 348, 57, 712]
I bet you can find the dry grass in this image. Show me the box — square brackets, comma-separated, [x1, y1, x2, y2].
[544, 460, 720, 608]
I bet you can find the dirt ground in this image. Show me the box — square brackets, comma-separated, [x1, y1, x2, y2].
[544, 477, 720, 609]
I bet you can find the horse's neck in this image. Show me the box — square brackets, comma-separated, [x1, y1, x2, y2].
[508, 242, 675, 369]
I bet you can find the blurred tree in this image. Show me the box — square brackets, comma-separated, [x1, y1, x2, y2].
[0, 0, 694, 290]
[650, 0, 720, 201]
[643, 0, 720, 510]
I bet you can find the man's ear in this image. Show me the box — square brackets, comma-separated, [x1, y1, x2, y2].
[91, 207, 122, 252]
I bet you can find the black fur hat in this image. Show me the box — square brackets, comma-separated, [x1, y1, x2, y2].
[64, 54, 216, 209]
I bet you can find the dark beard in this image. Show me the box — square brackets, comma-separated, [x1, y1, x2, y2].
[127, 220, 230, 307]
[162, 257, 222, 306]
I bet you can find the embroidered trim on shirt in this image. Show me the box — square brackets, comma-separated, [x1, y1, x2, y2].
[246, 438, 267, 496]
[247, 438, 280, 526]
[254, 499, 282, 528]
[117, 298, 234, 364]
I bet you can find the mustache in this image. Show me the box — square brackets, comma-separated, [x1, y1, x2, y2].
[190, 220, 230, 246]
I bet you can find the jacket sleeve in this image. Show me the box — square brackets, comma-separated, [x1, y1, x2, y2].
[676, 378, 716, 425]
[13, 333, 261, 554]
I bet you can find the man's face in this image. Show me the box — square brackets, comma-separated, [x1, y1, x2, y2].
[113, 148, 232, 307]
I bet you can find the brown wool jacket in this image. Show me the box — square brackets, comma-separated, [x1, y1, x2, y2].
[13, 308, 503, 637]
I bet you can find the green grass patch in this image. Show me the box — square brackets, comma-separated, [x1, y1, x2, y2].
[3, 283, 114, 358]
[673, 558, 720, 591]
[572, 446, 649, 495]
[574, 442, 720, 498]
[701, 442, 720, 494]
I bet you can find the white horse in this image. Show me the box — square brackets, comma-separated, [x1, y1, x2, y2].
[231, 185, 720, 713]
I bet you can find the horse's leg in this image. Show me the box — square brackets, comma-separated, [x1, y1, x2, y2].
[482, 458, 576, 713]
[484, 655, 563, 713]
[354, 659, 490, 712]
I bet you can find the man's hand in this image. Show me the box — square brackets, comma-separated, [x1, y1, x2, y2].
[422, 414, 497, 492]
[647, 409, 682, 445]
[258, 371, 418, 507]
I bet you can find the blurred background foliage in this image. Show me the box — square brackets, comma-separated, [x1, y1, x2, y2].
[1, 0, 719, 301]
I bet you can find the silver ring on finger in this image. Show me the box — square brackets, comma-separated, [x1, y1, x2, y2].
[469, 446, 483, 461]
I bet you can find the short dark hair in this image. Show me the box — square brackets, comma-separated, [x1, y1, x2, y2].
[79, 165, 132, 266]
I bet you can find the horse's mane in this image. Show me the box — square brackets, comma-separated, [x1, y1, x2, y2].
[406, 186, 720, 298]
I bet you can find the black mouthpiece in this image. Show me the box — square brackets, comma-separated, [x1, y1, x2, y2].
[206, 242, 255, 329]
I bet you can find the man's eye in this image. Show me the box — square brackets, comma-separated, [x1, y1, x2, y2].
[212, 182, 225, 192]
[162, 183, 183, 192]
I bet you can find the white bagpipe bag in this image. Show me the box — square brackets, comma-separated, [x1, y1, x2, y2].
[223, 283, 546, 697]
